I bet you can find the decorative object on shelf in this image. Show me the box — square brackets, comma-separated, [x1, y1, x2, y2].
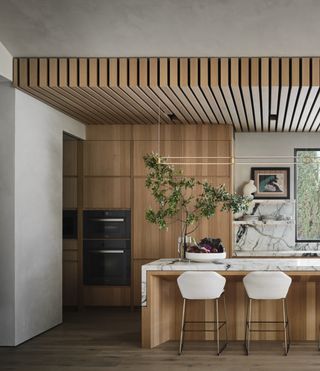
[186, 237, 226, 262]
[251, 167, 290, 199]
[144, 153, 250, 259]
[242, 180, 257, 199]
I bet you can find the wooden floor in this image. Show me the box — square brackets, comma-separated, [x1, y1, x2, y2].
[1, 308, 320, 371]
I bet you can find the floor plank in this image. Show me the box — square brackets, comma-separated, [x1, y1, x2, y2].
[0, 308, 320, 371]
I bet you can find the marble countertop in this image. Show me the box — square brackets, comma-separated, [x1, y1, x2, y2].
[141, 258, 320, 306]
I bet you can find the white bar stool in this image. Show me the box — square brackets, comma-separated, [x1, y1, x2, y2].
[177, 271, 228, 355]
[243, 271, 292, 355]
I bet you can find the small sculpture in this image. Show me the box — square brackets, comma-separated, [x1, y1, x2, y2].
[234, 180, 257, 219]
[242, 180, 257, 199]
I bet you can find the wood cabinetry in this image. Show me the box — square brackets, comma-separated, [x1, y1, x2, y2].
[63, 138, 79, 307]
[84, 141, 130, 176]
[83, 177, 130, 208]
[63, 240, 78, 306]
[72, 124, 233, 307]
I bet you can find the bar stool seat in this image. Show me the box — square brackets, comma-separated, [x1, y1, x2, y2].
[243, 271, 292, 355]
[177, 271, 228, 355]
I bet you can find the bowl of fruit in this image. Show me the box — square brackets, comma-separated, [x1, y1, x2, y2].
[186, 237, 226, 262]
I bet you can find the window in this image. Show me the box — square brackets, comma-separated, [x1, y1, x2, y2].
[295, 148, 320, 242]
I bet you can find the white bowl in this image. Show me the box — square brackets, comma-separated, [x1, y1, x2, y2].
[186, 252, 226, 262]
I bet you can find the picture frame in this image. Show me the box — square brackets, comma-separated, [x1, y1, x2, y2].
[250, 167, 290, 199]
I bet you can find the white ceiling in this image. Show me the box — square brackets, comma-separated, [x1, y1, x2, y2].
[1, 0, 320, 57]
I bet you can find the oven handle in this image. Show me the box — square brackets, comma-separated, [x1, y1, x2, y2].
[90, 250, 125, 254]
[88, 218, 125, 222]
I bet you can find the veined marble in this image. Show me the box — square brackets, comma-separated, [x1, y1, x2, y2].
[233, 200, 320, 255]
[141, 258, 320, 306]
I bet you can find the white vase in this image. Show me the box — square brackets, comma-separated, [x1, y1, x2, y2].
[243, 180, 257, 198]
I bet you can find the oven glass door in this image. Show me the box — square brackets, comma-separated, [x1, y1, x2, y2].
[83, 210, 130, 239]
[83, 240, 130, 285]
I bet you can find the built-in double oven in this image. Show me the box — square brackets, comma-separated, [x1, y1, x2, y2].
[83, 210, 131, 286]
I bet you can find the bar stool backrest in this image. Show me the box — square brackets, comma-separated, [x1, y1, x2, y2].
[177, 271, 226, 300]
[243, 271, 292, 300]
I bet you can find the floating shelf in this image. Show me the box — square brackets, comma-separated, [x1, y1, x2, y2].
[251, 199, 295, 204]
[233, 220, 295, 226]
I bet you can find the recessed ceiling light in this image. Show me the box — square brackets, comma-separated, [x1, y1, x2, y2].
[270, 114, 278, 121]
[168, 113, 178, 121]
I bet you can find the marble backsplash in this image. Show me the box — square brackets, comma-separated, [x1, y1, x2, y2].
[233, 200, 320, 256]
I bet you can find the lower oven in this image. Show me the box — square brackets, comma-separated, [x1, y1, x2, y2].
[83, 240, 131, 286]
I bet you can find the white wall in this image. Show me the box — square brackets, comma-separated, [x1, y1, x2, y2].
[13, 90, 85, 345]
[0, 41, 12, 81]
[0, 84, 85, 345]
[0, 80, 15, 345]
[235, 132, 320, 196]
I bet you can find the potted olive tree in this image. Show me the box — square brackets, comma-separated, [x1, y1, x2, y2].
[144, 153, 250, 259]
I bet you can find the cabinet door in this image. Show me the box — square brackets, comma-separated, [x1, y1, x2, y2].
[133, 178, 160, 259]
[63, 140, 78, 176]
[84, 141, 131, 176]
[63, 177, 77, 209]
[84, 177, 130, 209]
[63, 262, 78, 306]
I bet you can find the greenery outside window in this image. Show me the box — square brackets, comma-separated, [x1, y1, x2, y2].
[295, 148, 320, 242]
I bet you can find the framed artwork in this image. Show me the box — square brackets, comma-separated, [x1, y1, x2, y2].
[251, 167, 290, 199]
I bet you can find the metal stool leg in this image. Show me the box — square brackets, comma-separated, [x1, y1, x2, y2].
[245, 298, 252, 355]
[223, 294, 228, 346]
[282, 299, 288, 356]
[216, 298, 220, 355]
[285, 298, 291, 353]
[178, 299, 186, 355]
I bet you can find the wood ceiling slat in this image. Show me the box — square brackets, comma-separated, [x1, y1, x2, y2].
[88, 58, 141, 125]
[27, 58, 94, 124]
[128, 58, 171, 124]
[148, 58, 186, 123]
[71, 58, 126, 125]
[270, 58, 279, 131]
[291, 58, 311, 131]
[55, 58, 110, 124]
[210, 58, 232, 125]
[119, 58, 161, 124]
[250, 58, 262, 131]
[199, 58, 224, 123]
[230, 58, 248, 132]
[283, 58, 300, 131]
[56, 58, 112, 124]
[240, 58, 255, 131]
[261, 58, 269, 131]
[13, 56, 320, 131]
[302, 58, 320, 131]
[170, 58, 201, 123]
[108, 58, 150, 125]
[277, 58, 290, 131]
[78, 58, 131, 125]
[137, 58, 173, 122]
[97, 58, 143, 125]
[179, 58, 209, 123]
[220, 58, 242, 131]
[159, 58, 194, 123]
[189, 58, 218, 124]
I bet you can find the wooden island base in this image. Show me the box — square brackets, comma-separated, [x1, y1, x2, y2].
[141, 271, 320, 348]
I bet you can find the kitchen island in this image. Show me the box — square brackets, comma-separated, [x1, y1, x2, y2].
[141, 258, 320, 348]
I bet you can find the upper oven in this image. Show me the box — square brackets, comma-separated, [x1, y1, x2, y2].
[83, 210, 131, 239]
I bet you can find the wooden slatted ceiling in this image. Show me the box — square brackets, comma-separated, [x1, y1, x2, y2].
[12, 57, 320, 132]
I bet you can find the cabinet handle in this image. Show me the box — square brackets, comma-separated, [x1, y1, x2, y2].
[89, 218, 125, 222]
[90, 250, 125, 254]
